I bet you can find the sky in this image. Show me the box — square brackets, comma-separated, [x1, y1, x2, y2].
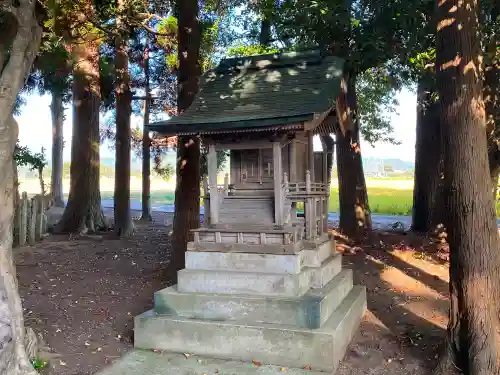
[15, 87, 417, 164]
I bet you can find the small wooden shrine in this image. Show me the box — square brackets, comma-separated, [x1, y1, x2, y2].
[150, 49, 343, 243]
[136, 49, 366, 374]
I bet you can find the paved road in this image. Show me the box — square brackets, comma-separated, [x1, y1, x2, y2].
[54, 198, 498, 231]
[101, 199, 412, 231]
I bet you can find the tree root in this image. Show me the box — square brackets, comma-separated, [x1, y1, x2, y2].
[432, 341, 462, 375]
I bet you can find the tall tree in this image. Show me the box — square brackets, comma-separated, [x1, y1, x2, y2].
[434, 0, 500, 373]
[113, 0, 134, 236]
[483, 2, 500, 200]
[171, 0, 202, 274]
[0, 1, 44, 373]
[50, 91, 65, 206]
[335, 73, 372, 235]
[412, 72, 442, 232]
[270, 0, 417, 236]
[31, 38, 72, 207]
[140, 40, 153, 221]
[54, 2, 108, 233]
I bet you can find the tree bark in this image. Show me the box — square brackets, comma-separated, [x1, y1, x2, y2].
[113, 2, 133, 236]
[484, 3, 500, 205]
[412, 75, 441, 232]
[0, 1, 42, 373]
[172, 0, 202, 276]
[54, 38, 107, 234]
[434, 0, 500, 374]
[258, 0, 273, 45]
[50, 91, 65, 207]
[335, 75, 372, 237]
[140, 43, 152, 222]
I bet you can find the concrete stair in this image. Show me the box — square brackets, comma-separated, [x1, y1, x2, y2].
[96, 350, 327, 375]
[129, 238, 366, 374]
[154, 269, 354, 329]
[135, 287, 366, 373]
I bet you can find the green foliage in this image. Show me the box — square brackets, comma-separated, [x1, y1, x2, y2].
[226, 44, 279, 57]
[31, 358, 49, 372]
[157, 16, 178, 70]
[357, 67, 401, 145]
[31, 33, 72, 97]
[155, 165, 175, 181]
[408, 49, 436, 74]
[14, 144, 47, 172]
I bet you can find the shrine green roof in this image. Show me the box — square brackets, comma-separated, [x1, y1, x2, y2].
[148, 49, 344, 135]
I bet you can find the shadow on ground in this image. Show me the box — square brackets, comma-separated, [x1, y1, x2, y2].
[335, 230, 448, 375]
[15, 216, 448, 375]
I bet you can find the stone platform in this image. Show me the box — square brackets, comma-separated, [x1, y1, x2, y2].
[130, 235, 366, 374]
[96, 350, 327, 375]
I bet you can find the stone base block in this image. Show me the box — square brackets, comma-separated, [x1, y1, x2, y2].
[95, 350, 326, 375]
[177, 267, 312, 297]
[302, 238, 334, 267]
[154, 269, 353, 329]
[185, 251, 302, 274]
[311, 255, 342, 289]
[179, 251, 342, 297]
[135, 286, 367, 373]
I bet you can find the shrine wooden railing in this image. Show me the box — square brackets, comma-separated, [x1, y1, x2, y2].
[281, 171, 329, 240]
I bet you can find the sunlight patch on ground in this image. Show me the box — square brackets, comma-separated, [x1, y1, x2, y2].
[379, 264, 448, 329]
[389, 249, 449, 284]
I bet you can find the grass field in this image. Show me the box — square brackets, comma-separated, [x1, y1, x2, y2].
[22, 175, 496, 216]
[101, 185, 415, 216]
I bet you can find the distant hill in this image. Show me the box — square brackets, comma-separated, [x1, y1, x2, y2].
[362, 157, 414, 173]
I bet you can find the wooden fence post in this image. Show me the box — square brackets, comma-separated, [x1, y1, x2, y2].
[19, 192, 28, 246]
[28, 196, 37, 245]
[13, 196, 21, 247]
[35, 195, 44, 241]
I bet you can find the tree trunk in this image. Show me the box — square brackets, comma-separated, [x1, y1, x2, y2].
[50, 91, 65, 207]
[412, 75, 441, 232]
[0, 2, 42, 373]
[113, 4, 134, 237]
[258, 0, 273, 46]
[259, 15, 271, 46]
[54, 39, 107, 234]
[140, 43, 152, 222]
[434, 0, 500, 374]
[172, 0, 202, 276]
[335, 76, 372, 237]
[484, 3, 500, 206]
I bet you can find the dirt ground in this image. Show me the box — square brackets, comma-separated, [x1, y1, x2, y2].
[15, 217, 449, 375]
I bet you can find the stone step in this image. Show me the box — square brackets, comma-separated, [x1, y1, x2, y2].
[177, 267, 312, 297]
[185, 240, 335, 274]
[154, 269, 353, 329]
[95, 350, 326, 375]
[177, 254, 341, 297]
[185, 250, 303, 274]
[302, 238, 334, 267]
[135, 286, 367, 373]
[311, 255, 342, 289]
